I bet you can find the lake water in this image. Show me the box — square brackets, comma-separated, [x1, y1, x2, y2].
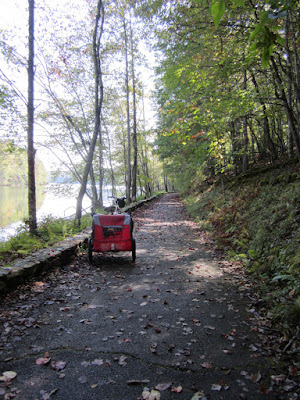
[0, 184, 114, 242]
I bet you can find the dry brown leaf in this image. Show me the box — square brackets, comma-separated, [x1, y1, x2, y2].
[172, 386, 183, 393]
[36, 357, 51, 365]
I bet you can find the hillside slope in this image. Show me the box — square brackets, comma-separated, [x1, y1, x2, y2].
[183, 160, 300, 337]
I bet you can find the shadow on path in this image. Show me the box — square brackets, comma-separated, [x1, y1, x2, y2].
[0, 194, 298, 399]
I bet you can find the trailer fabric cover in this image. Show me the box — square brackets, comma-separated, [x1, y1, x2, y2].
[92, 213, 133, 252]
[92, 213, 131, 228]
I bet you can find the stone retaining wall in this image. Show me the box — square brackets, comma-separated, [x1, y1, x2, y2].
[0, 195, 160, 295]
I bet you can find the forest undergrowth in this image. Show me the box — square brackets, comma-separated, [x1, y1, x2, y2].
[184, 159, 300, 341]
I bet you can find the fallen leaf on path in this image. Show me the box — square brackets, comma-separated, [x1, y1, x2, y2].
[204, 325, 215, 330]
[36, 356, 51, 365]
[222, 368, 231, 375]
[33, 281, 46, 293]
[172, 386, 183, 393]
[223, 349, 233, 354]
[191, 392, 205, 400]
[87, 304, 98, 309]
[251, 371, 262, 383]
[155, 382, 172, 391]
[91, 359, 104, 366]
[118, 355, 127, 366]
[0, 371, 17, 382]
[211, 383, 222, 391]
[271, 374, 285, 382]
[142, 389, 161, 400]
[249, 344, 258, 351]
[81, 361, 90, 368]
[51, 361, 67, 371]
[41, 388, 58, 400]
[59, 307, 70, 312]
[200, 362, 212, 369]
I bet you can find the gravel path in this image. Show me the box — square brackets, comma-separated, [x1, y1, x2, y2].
[0, 193, 298, 399]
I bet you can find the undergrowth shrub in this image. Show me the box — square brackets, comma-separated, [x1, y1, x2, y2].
[0, 214, 92, 265]
[183, 162, 300, 334]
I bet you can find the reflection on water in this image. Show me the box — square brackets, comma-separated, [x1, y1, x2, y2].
[0, 184, 90, 242]
[36, 184, 94, 222]
[0, 184, 120, 242]
[0, 186, 45, 228]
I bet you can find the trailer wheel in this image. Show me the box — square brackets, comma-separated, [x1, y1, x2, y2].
[88, 238, 93, 264]
[132, 238, 136, 262]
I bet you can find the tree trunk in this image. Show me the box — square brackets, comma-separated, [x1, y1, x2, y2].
[271, 56, 300, 161]
[75, 0, 104, 225]
[89, 166, 98, 214]
[27, 0, 37, 235]
[242, 69, 248, 172]
[250, 72, 277, 161]
[105, 124, 116, 197]
[124, 17, 131, 203]
[230, 122, 239, 176]
[130, 17, 138, 202]
[285, 9, 295, 159]
[97, 120, 104, 208]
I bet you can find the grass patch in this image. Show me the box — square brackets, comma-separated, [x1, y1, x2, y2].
[0, 213, 93, 267]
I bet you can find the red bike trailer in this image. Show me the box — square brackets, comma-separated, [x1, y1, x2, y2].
[88, 213, 136, 263]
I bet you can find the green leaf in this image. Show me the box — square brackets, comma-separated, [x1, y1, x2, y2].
[271, 274, 292, 282]
[249, 22, 264, 41]
[210, 0, 225, 27]
[261, 46, 272, 68]
[234, 0, 245, 6]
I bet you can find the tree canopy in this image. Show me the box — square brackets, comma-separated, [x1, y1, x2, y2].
[146, 0, 299, 190]
[0, 0, 299, 222]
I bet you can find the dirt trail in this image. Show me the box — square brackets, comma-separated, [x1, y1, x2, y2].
[0, 194, 298, 399]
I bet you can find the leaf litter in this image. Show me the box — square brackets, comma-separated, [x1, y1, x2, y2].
[0, 194, 299, 399]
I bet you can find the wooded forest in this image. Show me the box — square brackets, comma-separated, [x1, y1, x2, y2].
[151, 0, 300, 191]
[0, 0, 299, 229]
[0, 141, 48, 186]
